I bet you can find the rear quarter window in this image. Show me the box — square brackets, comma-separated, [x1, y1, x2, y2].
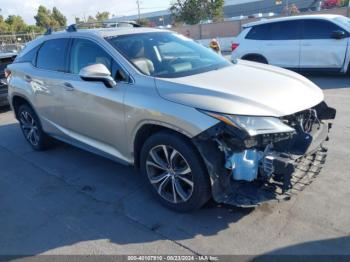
[14, 44, 41, 65]
[245, 25, 268, 40]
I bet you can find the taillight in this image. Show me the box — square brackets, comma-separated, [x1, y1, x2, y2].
[231, 43, 239, 52]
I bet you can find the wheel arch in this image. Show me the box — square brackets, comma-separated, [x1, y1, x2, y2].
[133, 123, 196, 169]
[241, 53, 268, 63]
[11, 94, 35, 119]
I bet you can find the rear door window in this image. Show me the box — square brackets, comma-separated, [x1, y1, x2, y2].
[302, 19, 344, 39]
[246, 21, 301, 40]
[266, 21, 301, 40]
[36, 38, 70, 72]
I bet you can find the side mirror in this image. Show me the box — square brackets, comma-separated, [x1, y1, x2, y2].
[79, 63, 117, 88]
[331, 30, 347, 40]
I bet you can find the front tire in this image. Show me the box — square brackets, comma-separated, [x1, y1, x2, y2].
[140, 131, 211, 212]
[18, 104, 50, 151]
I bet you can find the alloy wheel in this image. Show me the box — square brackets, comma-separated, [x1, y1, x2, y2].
[146, 145, 194, 204]
[19, 110, 40, 146]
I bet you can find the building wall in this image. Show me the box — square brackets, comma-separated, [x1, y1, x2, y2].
[223, 0, 320, 18]
[108, 0, 321, 26]
[174, 7, 350, 51]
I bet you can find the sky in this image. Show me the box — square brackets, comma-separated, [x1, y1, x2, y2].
[0, 0, 172, 25]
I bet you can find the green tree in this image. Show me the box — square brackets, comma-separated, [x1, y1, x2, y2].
[0, 15, 10, 33]
[170, 0, 224, 25]
[0, 14, 43, 34]
[34, 5, 67, 29]
[52, 7, 67, 27]
[5, 15, 27, 32]
[34, 5, 52, 28]
[95, 11, 110, 21]
[24, 25, 45, 33]
[206, 0, 225, 22]
[170, 0, 203, 25]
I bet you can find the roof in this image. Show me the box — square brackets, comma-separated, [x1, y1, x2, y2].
[243, 14, 343, 27]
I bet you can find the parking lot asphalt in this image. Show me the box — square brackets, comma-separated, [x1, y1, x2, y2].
[0, 75, 349, 256]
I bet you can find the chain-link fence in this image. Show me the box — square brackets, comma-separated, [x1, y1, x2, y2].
[0, 32, 42, 54]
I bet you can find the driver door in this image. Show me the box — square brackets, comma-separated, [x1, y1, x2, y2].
[62, 38, 130, 161]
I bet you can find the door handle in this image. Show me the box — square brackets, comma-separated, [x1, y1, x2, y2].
[63, 82, 74, 91]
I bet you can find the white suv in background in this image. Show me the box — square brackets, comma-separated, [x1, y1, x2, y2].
[231, 15, 350, 74]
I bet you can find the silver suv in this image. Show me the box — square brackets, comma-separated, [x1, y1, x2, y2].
[7, 25, 336, 212]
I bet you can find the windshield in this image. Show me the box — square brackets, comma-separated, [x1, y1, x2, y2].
[106, 32, 230, 78]
[334, 16, 350, 30]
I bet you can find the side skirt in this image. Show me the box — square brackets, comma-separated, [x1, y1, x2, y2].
[49, 133, 132, 167]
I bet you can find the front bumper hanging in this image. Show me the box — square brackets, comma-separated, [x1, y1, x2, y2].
[193, 102, 336, 208]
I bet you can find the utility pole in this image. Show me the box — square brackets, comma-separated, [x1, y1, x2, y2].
[136, 0, 141, 22]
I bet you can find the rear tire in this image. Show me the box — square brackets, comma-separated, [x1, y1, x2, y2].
[140, 131, 211, 212]
[17, 104, 51, 151]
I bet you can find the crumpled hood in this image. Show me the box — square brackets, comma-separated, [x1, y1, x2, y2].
[155, 60, 324, 117]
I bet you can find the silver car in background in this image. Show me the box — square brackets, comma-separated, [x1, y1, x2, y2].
[7, 26, 336, 212]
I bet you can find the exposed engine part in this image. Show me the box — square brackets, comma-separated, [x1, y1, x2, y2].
[225, 149, 263, 182]
[261, 153, 275, 178]
[220, 145, 328, 207]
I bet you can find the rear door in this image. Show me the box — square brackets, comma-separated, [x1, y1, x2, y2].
[259, 21, 302, 68]
[300, 19, 349, 69]
[31, 38, 71, 134]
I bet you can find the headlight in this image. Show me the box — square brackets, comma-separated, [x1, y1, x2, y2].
[200, 110, 295, 136]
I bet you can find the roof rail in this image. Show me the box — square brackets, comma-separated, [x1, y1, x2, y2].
[66, 24, 77, 32]
[44, 27, 52, 35]
[43, 21, 142, 35]
[73, 21, 142, 30]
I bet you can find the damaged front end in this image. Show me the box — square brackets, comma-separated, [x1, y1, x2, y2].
[193, 102, 336, 207]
